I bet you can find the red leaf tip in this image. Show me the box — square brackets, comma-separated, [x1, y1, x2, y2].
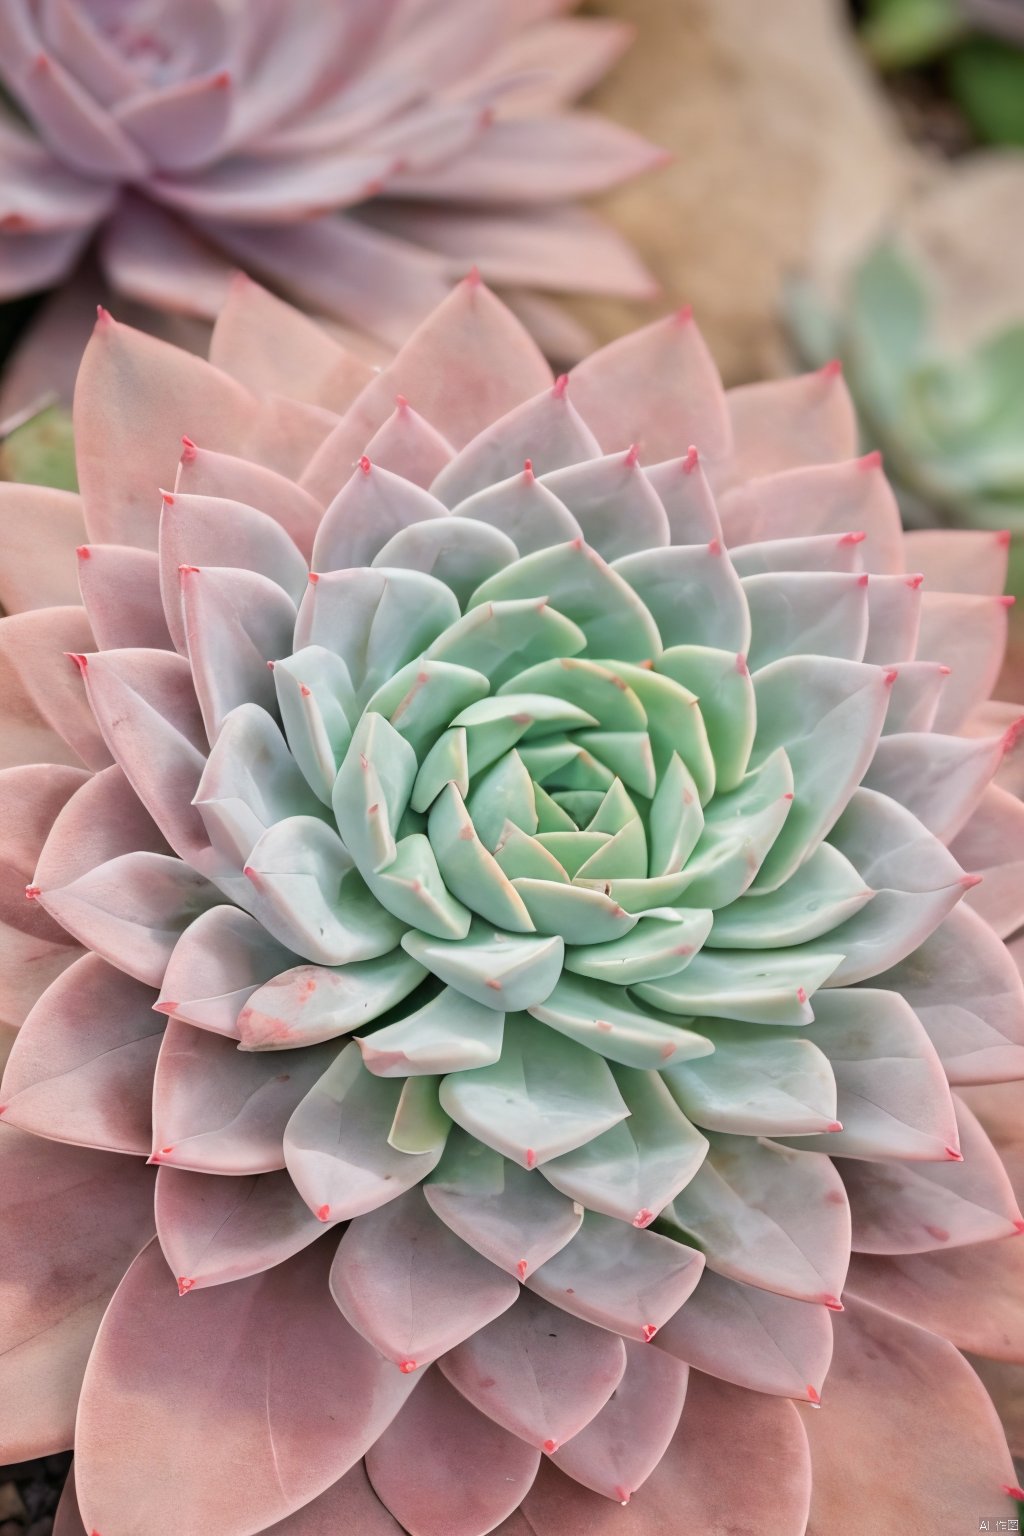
[615, 1486, 632, 1506]
[884, 668, 899, 686]
[153, 1000, 178, 1015]
[796, 987, 808, 1004]
[960, 873, 983, 890]
[543, 1439, 558, 1454]
[1001, 1485, 1024, 1501]
[465, 263, 482, 288]
[213, 69, 231, 88]
[641, 1323, 658, 1342]
[398, 1359, 418, 1374]
[839, 530, 866, 546]
[945, 1145, 964, 1161]
[806, 1384, 821, 1405]
[674, 302, 694, 325]
[682, 444, 699, 473]
[523, 458, 535, 481]
[827, 1121, 843, 1132]
[858, 448, 882, 471]
[1002, 716, 1024, 755]
[394, 393, 409, 411]
[707, 538, 723, 556]
[996, 529, 1012, 549]
[1012, 1218, 1024, 1234]
[308, 571, 320, 584]
[358, 454, 372, 475]
[516, 1259, 528, 1279]
[95, 304, 112, 325]
[180, 435, 197, 461]
[820, 358, 843, 380]
[823, 1295, 844, 1311]
[161, 490, 175, 506]
[24, 884, 41, 901]
[905, 572, 925, 590]
[525, 1148, 537, 1169]
[177, 1277, 195, 1297]
[999, 594, 1016, 608]
[552, 373, 569, 400]
[633, 1208, 655, 1228]
[735, 653, 748, 675]
[315, 1204, 331, 1222]
[76, 544, 90, 559]
[66, 652, 88, 672]
[624, 443, 641, 468]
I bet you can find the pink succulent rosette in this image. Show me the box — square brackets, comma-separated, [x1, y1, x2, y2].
[0, 0, 660, 365]
[1, 276, 1024, 1536]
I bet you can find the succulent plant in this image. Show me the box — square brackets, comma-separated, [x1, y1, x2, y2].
[0, 0, 660, 363]
[788, 240, 1024, 599]
[1, 274, 1024, 1536]
[861, 0, 1024, 145]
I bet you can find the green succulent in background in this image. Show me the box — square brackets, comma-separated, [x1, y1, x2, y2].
[787, 241, 1024, 596]
[861, 0, 1024, 145]
[0, 407, 77, 495]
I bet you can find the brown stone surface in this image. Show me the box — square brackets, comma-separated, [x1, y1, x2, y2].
[573, 0, 921, 380]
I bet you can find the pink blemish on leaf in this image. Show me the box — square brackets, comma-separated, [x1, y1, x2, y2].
[595, 1019, 613, 1033]
[826, 1189, 847, 1206]
[525, 1148, 537, 1169]
[624, 443, 641, 468]
[308, 571, 320, 585]
[358, 455, 372, 475]
[822, 1296, 844, 1312]
[633, 1208, 655, 1228]
[707, 538, 722, 556]
[905, 573, 925, 590]
[180, 435, 198, 461]
[945, 1145, 964, 1162]
[458, 824, 476, 841]
[76, 545, 90, 560]
[24, 885, 40, 901]
[177, 1277, 195, 1296]
[66, 652, 88, 672]
[820, 358, 843, 380]
[1001, 717, 1024, 754]
[806, 1385, 821, 1406]
[516, 1259, 528, 1280]
[543, 1439, 558, 1454]
[884, 668, 899, 686]
[682, 444, 699, 473]
[839, 530, 866, 546]
[316, 1205, 331, 1222]
[641, 1323, 658, 1342]
[551, 373, 569, 400]
[923, 1224, 950, 1243]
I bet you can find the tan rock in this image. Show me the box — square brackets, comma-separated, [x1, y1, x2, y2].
[572, 0, 921, 381]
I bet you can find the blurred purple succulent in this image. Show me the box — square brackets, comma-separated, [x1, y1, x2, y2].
[0, 0, 661, 362]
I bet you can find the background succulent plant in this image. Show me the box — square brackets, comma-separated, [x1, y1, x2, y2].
[1, 275, 1024, 1534]
[788, 239, 1024, 597]
[860, 0, 1024, 144]
[0, 0, 661, 391]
